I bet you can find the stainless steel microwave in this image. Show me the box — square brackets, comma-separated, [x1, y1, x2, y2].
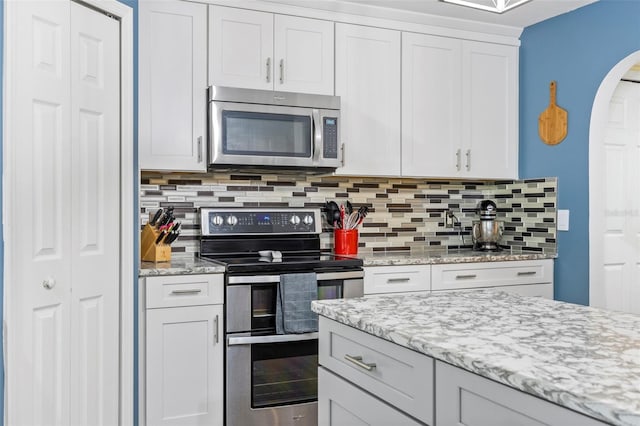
[208, 86, 341, 170]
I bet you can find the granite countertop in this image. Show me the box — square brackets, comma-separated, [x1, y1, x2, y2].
[139, 257, 225, 276]
[358, 250, 557, 266]
[312, 290, 640, 426]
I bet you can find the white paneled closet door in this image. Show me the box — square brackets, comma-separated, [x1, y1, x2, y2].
[5, 1, 121, 424]
[594, 80, 640, 314]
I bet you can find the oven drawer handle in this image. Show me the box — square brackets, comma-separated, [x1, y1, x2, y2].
[344, 354, 376, 371]
[227, 271, 363, 284]
[227, 332, 319, 346]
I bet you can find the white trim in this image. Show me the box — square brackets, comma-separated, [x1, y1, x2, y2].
[3, 1, 135, 424]
[202, 0, 522, 45]
[588, 50, 640, 309]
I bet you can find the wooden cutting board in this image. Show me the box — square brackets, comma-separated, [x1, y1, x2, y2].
[538, 81, 568, 145]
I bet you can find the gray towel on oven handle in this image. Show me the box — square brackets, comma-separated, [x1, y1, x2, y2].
[275, 272, 318, 334]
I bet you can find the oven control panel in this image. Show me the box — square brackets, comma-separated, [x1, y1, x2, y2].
[200, 208, 322, 235]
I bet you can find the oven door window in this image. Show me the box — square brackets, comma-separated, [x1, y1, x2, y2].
[251, 339, 318, 408]
[317, 279, 343, 300]
[222, 110, 312, 158]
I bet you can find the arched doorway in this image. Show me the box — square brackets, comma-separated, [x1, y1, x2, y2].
[589, 51, 640, 312]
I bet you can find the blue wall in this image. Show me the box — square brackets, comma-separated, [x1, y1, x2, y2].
[519, 0, 640, 305]
[0, 0, 137, 423]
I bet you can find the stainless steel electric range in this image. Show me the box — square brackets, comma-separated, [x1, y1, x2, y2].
[199, 208, 364, 426]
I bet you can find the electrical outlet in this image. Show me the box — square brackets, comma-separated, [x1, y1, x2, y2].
[445, 210, 455, 228]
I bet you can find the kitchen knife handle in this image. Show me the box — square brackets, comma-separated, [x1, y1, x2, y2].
[456, 149, 461, 171]
[197, 136, 202, 163]
[466, 149, 471, 171]
[155, 231, 167, 245]
[266, 57, 271, 83]
[150, 209, 163, 226]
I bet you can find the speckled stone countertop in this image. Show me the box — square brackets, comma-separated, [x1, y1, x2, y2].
[139, 257, 225, 277]
[312, 290, 640, 426]
[358, 249, 556, 266]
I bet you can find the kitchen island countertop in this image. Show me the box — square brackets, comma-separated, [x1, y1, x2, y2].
[139, 257, 225, 277]
[312, 290, 640, 426]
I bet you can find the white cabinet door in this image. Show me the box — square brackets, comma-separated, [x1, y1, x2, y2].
[402, 32, 461, 177]
[335, 24, 401, 176]
[209, 6, 273, 91]
[462, 41, 518, 179]
[146, 304, 224, 426]
[274, 15, 334, 95]
[318, 367, 422, 426]
[139, 0, 207, 171]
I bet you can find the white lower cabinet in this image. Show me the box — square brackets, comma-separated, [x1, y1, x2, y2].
[364, 264, 431, 295]
[143, 274, 224, 426]
[435, 361, 607, 426]
[318, 367, 422, 426]
[431, 259, 554, 298]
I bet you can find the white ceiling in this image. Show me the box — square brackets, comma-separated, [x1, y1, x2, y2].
[265, 0, 598, 29]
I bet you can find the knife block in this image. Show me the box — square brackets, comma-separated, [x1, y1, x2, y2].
[140, 223, 172, 262]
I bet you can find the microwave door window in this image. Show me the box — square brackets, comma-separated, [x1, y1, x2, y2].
[222, 111, 311, 158]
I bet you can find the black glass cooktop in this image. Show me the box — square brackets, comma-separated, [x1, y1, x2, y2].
[202, 252, 363, 274]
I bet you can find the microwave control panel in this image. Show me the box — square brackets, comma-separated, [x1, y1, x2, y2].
[323, 117, 338, 159]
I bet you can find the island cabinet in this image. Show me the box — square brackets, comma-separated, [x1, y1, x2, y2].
[334, 24, 402, 176]
[141, 274, 224, 426]
[318, 317, 434, 426]
[318, 317, 608, 426]
[431, 259, 554, 298]
[435, 361, 607, 426]
[401, 32, 518, 179]
[209, 6, 334, 95]
[139, 0, 208, 172]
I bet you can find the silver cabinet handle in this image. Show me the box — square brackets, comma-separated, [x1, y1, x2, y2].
[42, 277, 56, 290]
[197, 136, 202, 162]
[341, 143, 345, 166]
[171, 289, 202, 295]
[228, 332, 318, 346]
[279, 59, 284, 84]
[214, 314, 219, 344]
[517, 271, 537, 276]
[386, 277, 410, 283]
[455, 274, 477, 280]
[266, 57, 271, 83]
[344, 354, 376, 371]
[466, 149, 471, 171]
[456, 149, 461, 171]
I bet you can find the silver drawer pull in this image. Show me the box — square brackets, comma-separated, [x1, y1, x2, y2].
[517, 271, 536, 276]
[455, 274, 477, 280]
[171, 289, 202, 295]
[387, 277, 410, 283]
[344, 354, 376, 371]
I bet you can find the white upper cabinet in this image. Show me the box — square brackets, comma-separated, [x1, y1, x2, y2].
[462, 40, 518, 179]
[209, 6, 334, 95]
[402, 32, 462, 177]
[139, 0, 207, 171]
[401, 33, 518, 179]
[335, 24, 401, 176]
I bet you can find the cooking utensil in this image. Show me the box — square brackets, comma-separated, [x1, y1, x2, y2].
[325, 201, 341, 227]
[346, 201, 353, 215]
[538, 81, 568, 145]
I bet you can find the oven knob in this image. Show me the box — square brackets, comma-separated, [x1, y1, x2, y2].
[290, 215, 301, 225]
[211, 215, 224, 226]
[303, 215, 314, 225]
[226, 215, 238, 226]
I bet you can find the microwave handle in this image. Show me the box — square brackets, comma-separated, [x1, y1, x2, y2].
[312, 109, 322, 161]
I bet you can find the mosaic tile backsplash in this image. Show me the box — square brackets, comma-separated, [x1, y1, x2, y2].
[140, 172, 557, 257]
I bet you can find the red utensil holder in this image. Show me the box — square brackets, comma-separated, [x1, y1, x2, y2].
[334, 229, 358, 255]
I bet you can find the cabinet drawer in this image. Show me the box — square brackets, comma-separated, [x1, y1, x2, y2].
[145, 274, 224, 308]
[364, 265, 430, 294]
[318, 367, 422, 426]
[431, 259, 553, 291]
[319, 317, 434, 425]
